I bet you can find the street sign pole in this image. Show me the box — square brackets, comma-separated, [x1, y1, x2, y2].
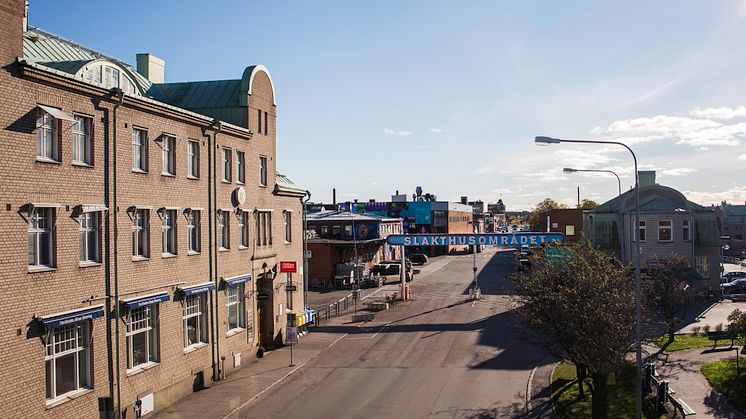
[400, 244, 405, 300]
[472, 243, 478, 300]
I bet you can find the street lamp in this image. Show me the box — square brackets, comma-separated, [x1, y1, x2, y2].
[536, 135, 643, 419]
[563, 167, 624, 261]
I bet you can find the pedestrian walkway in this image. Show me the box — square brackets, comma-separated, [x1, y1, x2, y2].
[152, 314, 353, 419]
[655, 347, 744, 418]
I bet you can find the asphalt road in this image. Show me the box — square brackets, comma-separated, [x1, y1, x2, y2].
[237, 248, 551, 418]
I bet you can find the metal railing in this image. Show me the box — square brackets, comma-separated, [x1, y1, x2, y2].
[312, 288, 377, 326]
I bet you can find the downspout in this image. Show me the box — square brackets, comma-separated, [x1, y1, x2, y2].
[213, 121, 222, 380]
[202, 126, 217, 382]
[111, 87, 124, 419]
[302, 191, 311, 310]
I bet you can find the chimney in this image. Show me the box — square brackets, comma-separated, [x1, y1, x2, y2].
[23, 0, 28, 32]
[136, 53, 165, 83]
[332, 188, 336, 205]
[638, 171, 656, 188]
[1, 0, 25, 65]
[460, 196, 468, 205]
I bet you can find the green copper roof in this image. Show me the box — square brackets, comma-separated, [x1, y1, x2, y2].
[275, 173, 307, 197]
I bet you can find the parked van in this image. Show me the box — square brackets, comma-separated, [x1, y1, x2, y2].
[371, 263, 412, 283]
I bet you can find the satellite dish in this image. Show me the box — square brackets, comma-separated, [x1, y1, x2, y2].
[233, 187, 246, 207]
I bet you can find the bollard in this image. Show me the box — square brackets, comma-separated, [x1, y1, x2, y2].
[657, 380, 669, 414]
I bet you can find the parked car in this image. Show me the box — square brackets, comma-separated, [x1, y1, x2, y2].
[371, 263, 412, 283]
[409, 253, 428, 265]
[722, 271, 746, 281]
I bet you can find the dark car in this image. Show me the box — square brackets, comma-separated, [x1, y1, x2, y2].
[409, 253, 428, 265]
[723, 271, 746, 281]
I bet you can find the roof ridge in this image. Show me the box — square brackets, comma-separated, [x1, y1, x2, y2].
[26, 26, 134, 69]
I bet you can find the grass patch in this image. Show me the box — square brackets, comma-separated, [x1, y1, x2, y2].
[701, 358, 746, 413]
[654, 334, 742, 352]
[551, 361, 661, 418]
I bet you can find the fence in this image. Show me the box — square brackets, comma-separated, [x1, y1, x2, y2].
[311, 288, 382, 326]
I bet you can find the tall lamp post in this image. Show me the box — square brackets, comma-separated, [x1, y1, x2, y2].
[536, 136, 642, 419]
[563, 167, 624, 261]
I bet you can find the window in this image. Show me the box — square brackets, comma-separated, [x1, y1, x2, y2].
[222, 148, 232, 182]
[565, 225, 575, 236]
[634, 220, 646, 242]
[256, 211, 272, 246]
[183, 294, 207, 348]
[162, 209, 177, 256]
[79, 212, 100, 263]
[683, 220, 691, 242]
[658, 220, 672, 242]
[72, 115, 92, 165]
[344, 225, 352, 237]
[161, 135, 175, 175]
[187, 210, 201, 253]
[132, 128, 148, 172]
[264, 111, 268, 135]
[187, 140, 199, 178]
[132, 209, 149, 258]
[259, 156, 267, 187]
[236, 151, 245, 184]
[284, 211, 292, 243]
[36, 109, 60, 161]
[45, 323, 90, 402]
[257, 109, 262, 134]
[239, 210, 249, 248]
[332, 225, 340, 236]
[219, 210, 230, 250]
[695, 256, 710, 279]
[227, 284, 245, 332]
[126, 306, 159, 369]
[29, 207, 55, 268]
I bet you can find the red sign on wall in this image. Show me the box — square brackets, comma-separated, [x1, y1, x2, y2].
[280, 261, 297, 273]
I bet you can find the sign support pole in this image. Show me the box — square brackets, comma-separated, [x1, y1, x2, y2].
[472, 243, 479, 299]
[400, 244, 406, 300]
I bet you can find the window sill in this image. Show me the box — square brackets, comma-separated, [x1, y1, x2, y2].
[132, 168, 149, 174]
[221, 180, 232, 184]
[28, 266, 56, 274]
[657, 240, 673, 243]
[126, 362, 159, 376]
[284, 241, 292, 245]
[227, 328, 245, 338]
[45, 388, 94, 410]
[79, 261, 102, 268]
[36, 157, 61, 165]
[237, 181, 245, 186]
[188, 250, 201, 256]
[161, 172, 175, 177]
[162, 253, 177, 259]
[187, 175, 200, 180]
[183, 342, 209, 354]
[132, 256, 150, 262]
[238, 245, 249, 250]
[218, 248, 230, 252]
[71, 161, 93, 168]
[259, 184, 267, 188]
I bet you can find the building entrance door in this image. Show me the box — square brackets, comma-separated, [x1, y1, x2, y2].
[257, 275, 275, 348]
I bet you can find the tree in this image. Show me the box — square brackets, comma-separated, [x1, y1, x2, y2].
[512, 242, 637, 418]
[643, 256, 690, 343]
[527, 198, 566, 231]
[577, 199, 599, 210]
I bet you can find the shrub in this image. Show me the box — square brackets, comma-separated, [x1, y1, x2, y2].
[715, 323, 724, 332]
[691, 326, 701, 336]
[703, 324, 711, 334]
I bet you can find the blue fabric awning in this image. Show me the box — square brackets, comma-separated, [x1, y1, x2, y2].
[179, 282, 215, 296]
[223, 274, 252, 287]
[122, 292, 170, 310]
[40, 305, 105, 329]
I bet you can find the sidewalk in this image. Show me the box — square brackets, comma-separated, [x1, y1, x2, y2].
[153, 314, 352, 419]
[655, 347, 745, 418]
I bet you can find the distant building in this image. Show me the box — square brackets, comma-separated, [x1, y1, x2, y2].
[537, 209, 584, 243]
[715, 201, 746, 256]
[584, 171, 721, 291]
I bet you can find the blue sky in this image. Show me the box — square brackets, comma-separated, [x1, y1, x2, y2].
[30, 0, 746, 210]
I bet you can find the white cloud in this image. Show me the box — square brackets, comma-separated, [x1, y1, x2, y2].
[659, 167, 697, 177]
[429, 128, 443, 133]
[553, 148, 619, 168]
[683, 185, 746, 206]
[384, 129, 412, 136]
[738, 154, 746, 161]
[690, 106, 746, 120]
[370, 181, 380, 186]
[739, 0, 746, 18]
[470, 165, 499, 176]
[492, 188, 511, 194]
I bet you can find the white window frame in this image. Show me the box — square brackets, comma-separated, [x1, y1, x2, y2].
[126, 305, 159, 370]
[683, 219, 691, 242]
[79, 211, 101, 264]
[236, 150, 245, 184]
[256, 211, 272, 246]
[187, 210, 201, 254]
[162, 209, 177, 256]
[36, 109, 60, 162]
[565, 224, 575, 236]
[226, 283, 245, 333]
[72, 115, 93, 165]
[695, 256, 710, 278]
[239, 210, 249, 248]
[222, 148, 232, 183]
[161, 135, 176, 176]
[634, 220, 646, 242]
[183, 294, 208, 349]
[45, 322, 91, 403]
[658, 220, 672, 242]
[187, 140, 199, 179]
[132, 128, 148, 172]
[29, 207, 56, 269]
[132, 209, 150, 259]
[259, 156, 267, 187]
[219, 211, 230, 250]
[284, 211, 292, 243]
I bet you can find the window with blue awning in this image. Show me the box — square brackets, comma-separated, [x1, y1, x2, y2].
[178, 282, 215, 296]
[38, 305, 105, 329]
[222, 274, 252, 287]
[122, 292, 170, 310]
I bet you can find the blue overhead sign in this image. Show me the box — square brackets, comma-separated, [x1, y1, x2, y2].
[386, 232, 565, 247]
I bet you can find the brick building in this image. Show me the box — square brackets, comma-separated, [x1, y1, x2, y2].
[536, 208, 584, 243]
[0, 2, 306, 418]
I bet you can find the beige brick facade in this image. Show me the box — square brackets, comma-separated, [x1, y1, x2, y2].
[0, 2, 306, 417]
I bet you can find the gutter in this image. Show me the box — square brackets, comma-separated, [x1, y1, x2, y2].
[111, 87, 124, 418]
